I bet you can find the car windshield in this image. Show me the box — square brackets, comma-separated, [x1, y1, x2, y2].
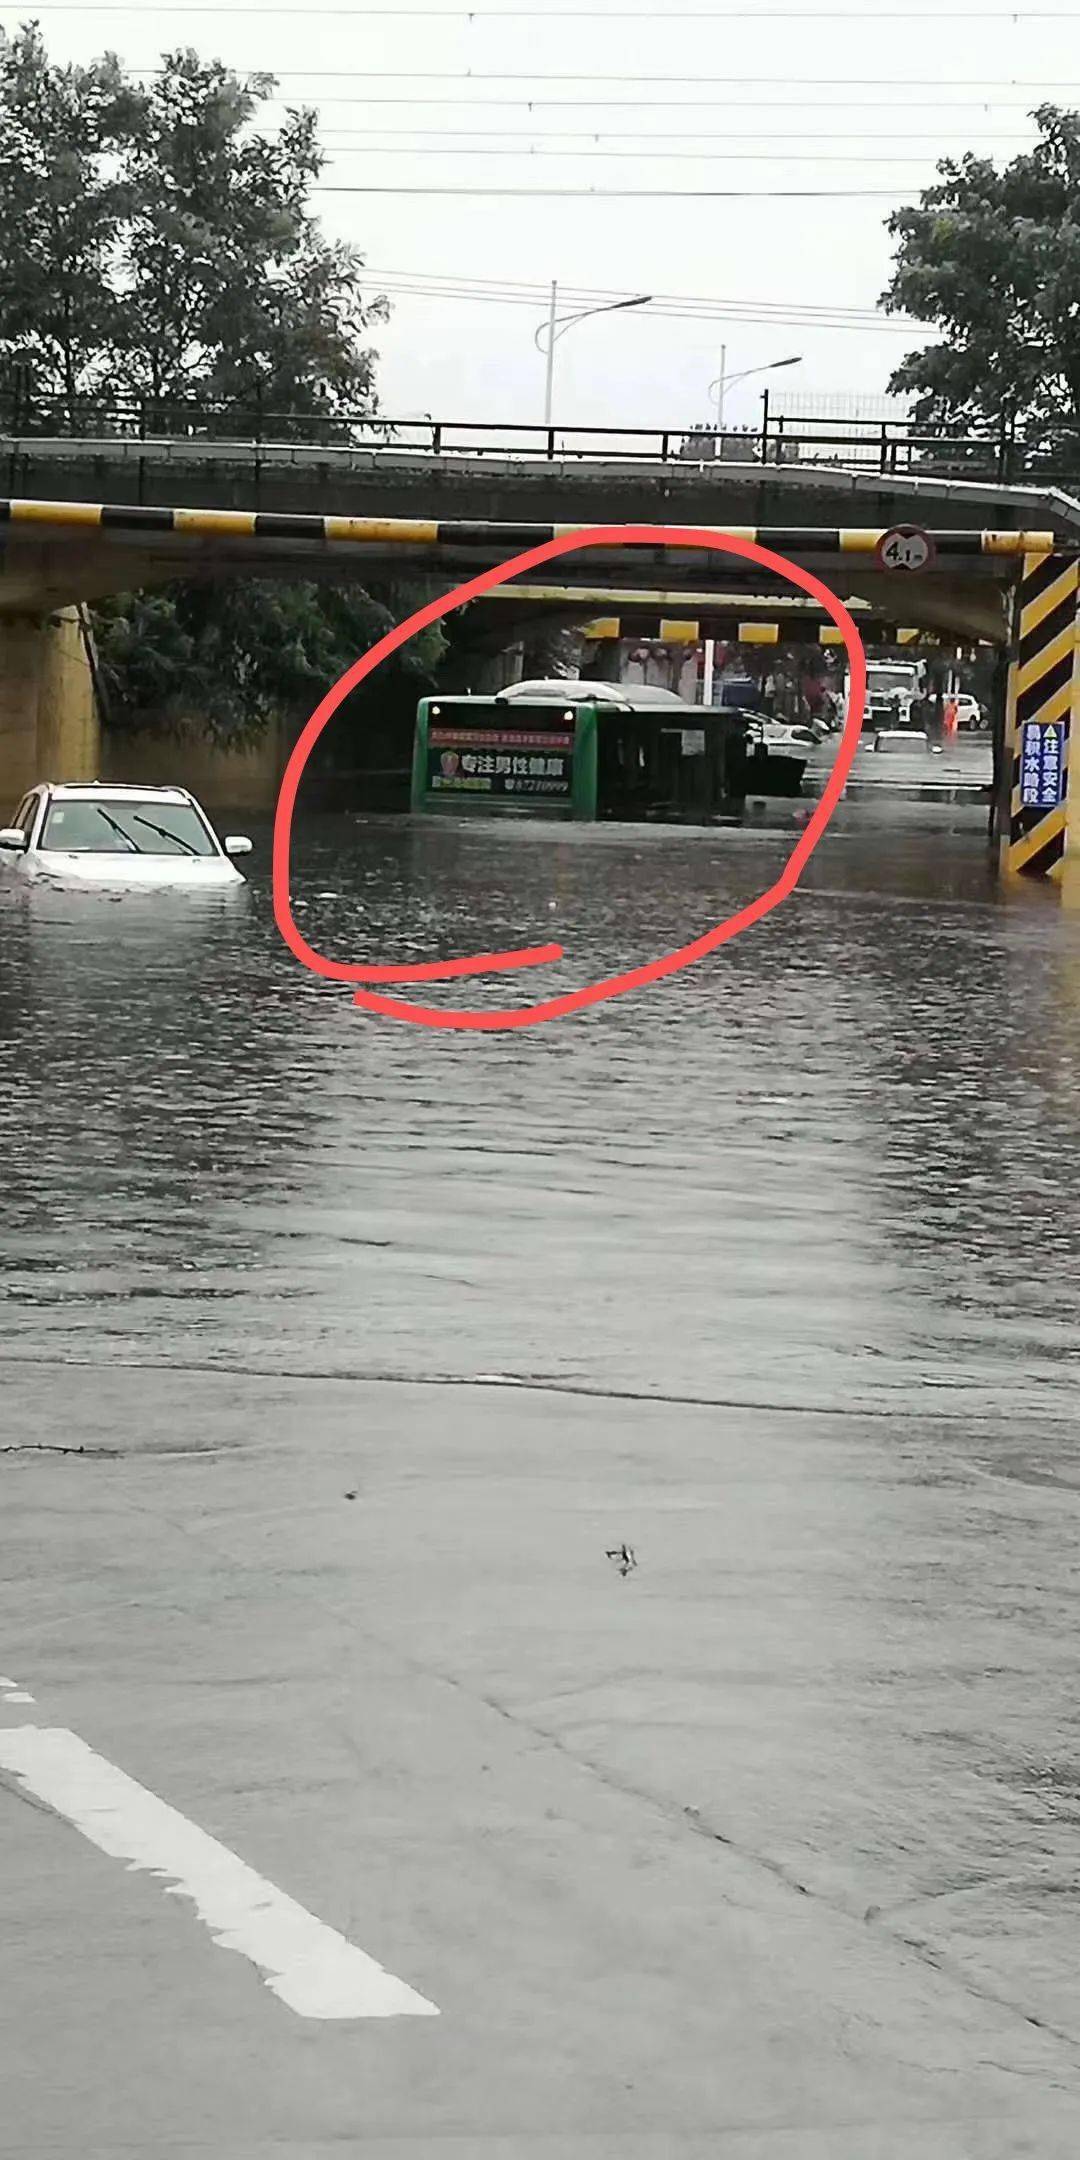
[40, 798, 217, 857]
[867, 669, 918, 695]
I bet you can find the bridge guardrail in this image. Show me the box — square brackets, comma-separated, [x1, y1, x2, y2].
[2, 383, 1080, 486]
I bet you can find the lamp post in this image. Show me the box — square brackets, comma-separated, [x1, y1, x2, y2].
[701, 350, 803, 709]
[708, 347, 803, 435]
[536, 283, 653, 428]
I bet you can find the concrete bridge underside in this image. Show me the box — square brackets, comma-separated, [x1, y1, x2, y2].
[0, 521, 1029, 642]
[0, 493, 1073, 888]
[0, 519, 1024, 806]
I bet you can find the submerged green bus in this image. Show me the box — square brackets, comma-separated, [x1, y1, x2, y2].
[412, 693, 598, 820]
[412, 682, 756, 824]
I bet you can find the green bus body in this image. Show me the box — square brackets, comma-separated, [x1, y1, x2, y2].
[412, 697, 599, 820]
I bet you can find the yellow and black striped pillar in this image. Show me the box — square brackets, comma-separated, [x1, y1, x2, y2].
[1003, 551, 1080, 882]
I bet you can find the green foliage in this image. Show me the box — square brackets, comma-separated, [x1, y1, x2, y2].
[91, 581, 446, 745]
[882, 105, 1080, 455]
[0, 27, 140, 414]
[0, 20, 415, 742]
[0, 24, 385, 431]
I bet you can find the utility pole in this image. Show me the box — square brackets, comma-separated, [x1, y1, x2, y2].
[713, 343, 728, 436]
[543, 280, 557, 429]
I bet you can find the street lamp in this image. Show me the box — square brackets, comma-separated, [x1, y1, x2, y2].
[698, 350, 801, 712]
[708, 348, 803, 434]
[535, 282, 653, 428]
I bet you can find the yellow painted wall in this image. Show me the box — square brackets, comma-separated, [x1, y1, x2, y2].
[0, 618, 45, 811]
[0, 610, 285, 816]
[37, 609, 100, 784]
[0, 609, 101, 814]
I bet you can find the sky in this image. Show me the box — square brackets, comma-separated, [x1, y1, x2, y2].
[10, 0, 1080, 431]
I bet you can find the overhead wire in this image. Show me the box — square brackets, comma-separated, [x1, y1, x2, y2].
[320, 146, 1009, 161]
[7, 3, 1079, 14]
[317, 129, 1036, 143]
[362, 267, 919, 317]
[316, 183, 938, 196]
[94, 69, 1080, 86]
[367, 283, 923, 332]
[366, 273, 918, 320]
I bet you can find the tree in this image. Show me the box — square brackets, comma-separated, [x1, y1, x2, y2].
[0, 24, 140, 421]
[92, 578, 446, 749]
[0, 27, 385, 433]
[114, 51, 385, 434]
[0, 21, 427, 754]
[882, 105, 1080, 461]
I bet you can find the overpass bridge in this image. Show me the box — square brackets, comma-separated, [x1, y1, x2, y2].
[6, 412, 1080, 537]
[0, 485, 1077, 887]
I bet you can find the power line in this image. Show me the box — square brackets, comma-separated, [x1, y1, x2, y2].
[270, 72, 1080, 83]
[110, 69, 1080, 85]
[368, 273, 918, 321]
[203, 75, 1075, 93]
[268, 102, 1075, 118]
[370, 282, 923, 331]
[317, 183, 923, 196]
[119, 73, 1077, 108]
[366, 267, 920, 322]
[322, 146, 993, 161]
[8, 3, 1080, 12]
[319, 129, 1036, 142]
[258, 96, 1071, 118]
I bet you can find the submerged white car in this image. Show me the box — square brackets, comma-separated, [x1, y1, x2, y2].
[0, 783, 252, 887]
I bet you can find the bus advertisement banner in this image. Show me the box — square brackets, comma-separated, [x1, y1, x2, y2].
[426, 720, 575, 803]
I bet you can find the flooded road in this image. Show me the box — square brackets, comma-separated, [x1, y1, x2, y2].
[3, 795, 1080, 2156]
[2, 790, 1078, 1420]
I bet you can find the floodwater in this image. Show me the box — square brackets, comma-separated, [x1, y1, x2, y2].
[2, 764, 1079, 1425]
[6, 765, 1080, 2141]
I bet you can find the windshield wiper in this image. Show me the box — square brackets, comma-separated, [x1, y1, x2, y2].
[132, 814, 199, 856]
[95, 808, 142, 852]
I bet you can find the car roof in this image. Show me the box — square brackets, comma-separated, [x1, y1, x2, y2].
[39, 783, 195, 802]
[496, 678, 692, 710]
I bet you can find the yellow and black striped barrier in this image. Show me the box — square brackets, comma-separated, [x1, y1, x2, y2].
[579, 615, 931, 648]
[0, 499, 1062, 556]
[1003, 552, 1079, 882]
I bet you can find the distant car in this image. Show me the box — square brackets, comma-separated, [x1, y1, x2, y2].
[953, 694, 985, 732]
[873, 729, 930, 752]
[0, 783, 252, 887]
[737, 712, 815, 795]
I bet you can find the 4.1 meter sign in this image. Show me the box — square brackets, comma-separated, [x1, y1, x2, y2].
[1020, 720, 1066, 809]
[875, 525, 937, 573]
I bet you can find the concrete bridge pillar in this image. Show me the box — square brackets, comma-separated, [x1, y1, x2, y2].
[0, 609, 100, 814]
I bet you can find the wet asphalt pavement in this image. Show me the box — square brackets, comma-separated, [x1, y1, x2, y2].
[3, 768, 1080, 2156]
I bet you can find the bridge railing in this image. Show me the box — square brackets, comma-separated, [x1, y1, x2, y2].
[2, 377, 1080, 485]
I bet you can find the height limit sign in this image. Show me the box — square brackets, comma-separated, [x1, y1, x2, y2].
[876, 525, 937, 573]
[1020, 720, 1066, 810]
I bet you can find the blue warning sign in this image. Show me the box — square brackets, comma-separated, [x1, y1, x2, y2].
[1020, 721, 1066, 810]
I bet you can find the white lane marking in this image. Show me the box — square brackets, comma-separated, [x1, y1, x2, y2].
[0, 1727, 438, 2021]
[2, 1691, 35, 1703]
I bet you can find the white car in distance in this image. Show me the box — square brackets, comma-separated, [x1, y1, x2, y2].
[0, 783, 252, 887]
[953, 693, 986, 732]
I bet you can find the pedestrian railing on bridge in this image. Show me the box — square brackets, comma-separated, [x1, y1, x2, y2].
[2, 376, 1080, 488]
